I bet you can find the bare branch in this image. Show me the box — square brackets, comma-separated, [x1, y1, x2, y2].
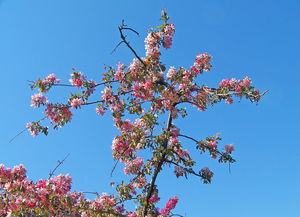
[114, 23, 146, 67]
[49, 153, 70, 179]
[110, 159, 119, 177]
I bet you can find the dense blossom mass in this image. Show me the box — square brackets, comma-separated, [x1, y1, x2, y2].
[3, 10, 264, 216]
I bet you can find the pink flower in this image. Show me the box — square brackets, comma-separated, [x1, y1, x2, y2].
[102, 87, 113, 101]
[194, 53, 212, 72]
[26, 122, 39, 136]
[70, 98, 83, 109]
[219, 79, 230, 87]
[224, 144, 234, 153]
[163, 35, 172, 49]
[126, 212, 137, 217]
[240, 77, 251, 88]
[163, 23, 175, 36]
[225, 98, 233, 104]
[31, 93, 48, 108]
[45, 73, 60, 83]
[123, 157, 143, 175]
[165, 196, 178, 210]
[207, 140, 217, 149]
[200, 167, 214, 184]
[149, 195, 160, 203]
[167, 66, 176, 80]
[69, 72, 86, 88]
[96, 107, 105, 115]
[160, 196, 179, 216]
[174, 166, 185, 177]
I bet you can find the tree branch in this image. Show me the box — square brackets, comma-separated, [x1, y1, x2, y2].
[116, 23, 146, 67]
[49, 153, 70, 179]
[143, 111, 173, 216]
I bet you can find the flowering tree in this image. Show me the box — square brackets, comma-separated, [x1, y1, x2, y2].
[1, 11, 265, 216]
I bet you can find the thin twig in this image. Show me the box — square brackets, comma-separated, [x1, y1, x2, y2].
[110, 160, 119, 177]
[49, 153, 70, 179]
[82, 191, 100, 197]
[9, 129, 27, 143]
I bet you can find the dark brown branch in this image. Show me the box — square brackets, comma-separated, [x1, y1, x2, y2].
[165, 160, 201, 178]
[111, 41, 124, 54]
[170, 213, 185, 217]
[117, 24, 146, 67]
[9, 129, 27, 143]
[178, 134, 223, 156]
[82, 100, 104, 106]
[49, 153, 70, 179]
[82, 191, 100, 197]
[143, 111, 173, 216]
[110, 160, 119, 177]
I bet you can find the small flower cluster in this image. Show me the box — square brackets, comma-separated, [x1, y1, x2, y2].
[159, 196, 179, 216]
[70, 98, 83, 109]
[26, 122, 48, 136]
[44, 104, 73, 128]
[123, 157, 144, 175]
[31, 73, 60, 93]
[69, 69, 86, 88]
[30, 93, 48, 108]
[200, 167, 214, 184]
[191, 53, 212, 74]
[144, 11, 175, 61]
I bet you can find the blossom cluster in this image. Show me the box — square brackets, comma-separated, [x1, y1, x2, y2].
[0, 164, 181, 217]
[30, 73, 60, 93]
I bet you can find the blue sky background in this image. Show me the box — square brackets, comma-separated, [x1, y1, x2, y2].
[1, 0, 300, 216]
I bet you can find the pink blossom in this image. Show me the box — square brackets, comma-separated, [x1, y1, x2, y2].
[133, 176, 147, 189]
[174, 166, 185, 177]
[72, 78, 83, 87]
[31, 93, 48, 108]
[240, 77, 251, 88]
[163, 35, 172, 49]
[169, 136, 179, 145]
[102, 87, 113, 101]
[70, 98, 83, 109]
[200, 167, 214, 183]
[45, 73, 60, 83]
[26, 122, 39, 136]
[225, 98, 233, 104]
[160, 196, 179, 216]
[194, 53, 212, 72]
[96, 107, 105, 115]
[123, 157, 143, 175]
[224, 144, 234, 153]
[235, 86, 242, 93]
[69, 72, 86, 88]
[149, 195, 160, 203]
[167, 66, 176, 80]
[143, 80, 152, 89]
[129, 59, 141, 78]
[126, 212, 137, 217]
[207, 140, 217, 149]
[165, 196, 178, 210]
[163, 23, 175, 36]
[115, 62, 125, 82]
[219, 79, 231, 87]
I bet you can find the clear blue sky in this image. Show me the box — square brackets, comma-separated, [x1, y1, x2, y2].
[1, 0, 300, 216]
